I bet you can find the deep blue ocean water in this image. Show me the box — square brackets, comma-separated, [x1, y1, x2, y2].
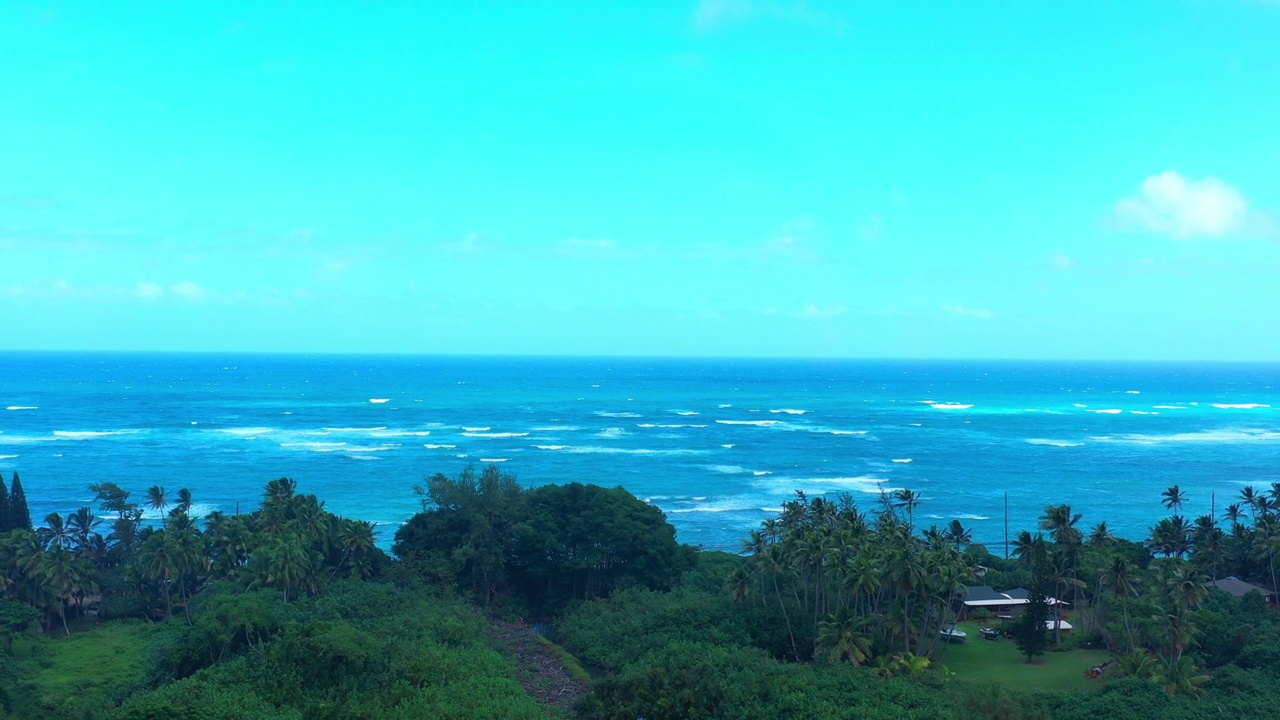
[2, 353, 1279, 553]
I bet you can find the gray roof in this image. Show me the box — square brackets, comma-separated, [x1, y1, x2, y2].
[962, 585, 1009, 603]
[1210, 576, 1276, 598]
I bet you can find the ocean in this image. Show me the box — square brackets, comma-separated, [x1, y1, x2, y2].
[2, 353, 1278, 553]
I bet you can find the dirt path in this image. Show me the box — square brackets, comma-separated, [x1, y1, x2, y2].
[490, 619, 589, 718]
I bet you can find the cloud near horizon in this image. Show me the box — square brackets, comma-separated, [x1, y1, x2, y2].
[1113, 171, 1252, 239]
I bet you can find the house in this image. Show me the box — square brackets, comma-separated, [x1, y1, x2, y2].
[959, 585, 1068, 619]
[1209, 576, 1278, 606]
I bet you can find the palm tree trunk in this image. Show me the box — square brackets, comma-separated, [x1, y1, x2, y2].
[773, 575, 798, 660]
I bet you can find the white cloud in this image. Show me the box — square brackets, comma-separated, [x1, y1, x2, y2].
[1113, 171, 1250, 239]
[800, 304, 845, 319]
[168, 281, 206, 301]
[942, 304, 993, 319]
[135, 281, 164, 300]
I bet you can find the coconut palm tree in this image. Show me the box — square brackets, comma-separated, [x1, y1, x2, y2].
[175, 488, 193, 515]
[944, 519, 971, 552]
[1102, 555, 1140, 650]
[139, 531, 178, 618]
[816, 607, 872, 666]
[66, 507, 100, 552]
[37, 513, 71, 550]
[146, 486, 168, 517]
[1161, 485, 1187, 515]
[891, 489, 921, 533]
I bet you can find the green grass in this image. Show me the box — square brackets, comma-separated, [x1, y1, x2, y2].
[938, 621, 1111, 693]
[7, 618, 157, 718]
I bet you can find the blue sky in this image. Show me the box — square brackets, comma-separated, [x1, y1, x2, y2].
[2, 1, 1278, 359]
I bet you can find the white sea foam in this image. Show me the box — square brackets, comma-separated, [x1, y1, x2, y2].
[536, 445, 706, 456]
[892, 458, 913, 463]
[6, 406, 37, 411]
[1125, 390, 1141, 394]
[53, 430, 138, 439]
[322, 426, 389, 433]
[827, 429, 868, 436]
[675, 411, 700, 416]
[1212, 403, 1270, 410]
[463, 426, 491, 432]
[1025, 438, 1084, 448]
[1094, 429, 1280, 445]
[718, 404, 732, 408]
[761, 506, 783, 513]
[954, 513, 991, 520]
[931, 403, 973, 410]
[715, 420, 780, 427]
[1089, 409, 1123, 414]
[346, 455, 379, 461]
[535, 445, 569, 450]
[769, 409, 808, 415]
[753, 471, 773, 476]
[424, 443, 457, 449]
[462, 431, 529, 438]
[369, 398, 390, 404]
[596, 411, 642, 418]
[721, 444, 735, 448]
[908, 423, 923, 427]
[1073, 404, 1088, 408]
[370, 429, 431, 437]
[479, 458, 509, 463]
[345, 443, 400, 453]
[1153, 405, 1187, 410]
[708, 465, 747, 474]
[767, 475, 894, 495]
[1130, 411, 1158, 415]
[0, 455, 17, 460]
[595, 427, 629, 438]
[531, 425, 582, 432]
[657, 423, 707, 429]
[215, 427, 275, 436]
[280, 442, 347, 452]
[637, 423, 657, 428]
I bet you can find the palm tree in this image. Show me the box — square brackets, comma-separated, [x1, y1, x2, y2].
[1161, 485, 1187, 515]
[66, 507, 100, 552]
[146, 486, 168, 517]
[39, 545, 80, 635]
[1154, 656, 1211, 698]
[816, 608, 872, 666]
[1240, 486, 1260, 522]
[1102, 555, 1140, 651]
[892, 489, 921, 532]
[139, 531, 177, 618]
[175, 488, 193, 515]
[37, 513, 71, 550]
[944, 519, 971, 551]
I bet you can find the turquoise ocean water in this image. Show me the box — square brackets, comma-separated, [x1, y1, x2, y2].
[2, 353, 1278, 552]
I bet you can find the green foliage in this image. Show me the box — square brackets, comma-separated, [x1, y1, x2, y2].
[8, 473, 32, 533]
[1013, 538, 1052, 662]
[395, 466, 694, 614]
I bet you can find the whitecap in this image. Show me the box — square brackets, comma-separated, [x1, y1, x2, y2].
[930, 403, 973, 410]
[595, 411, 642, 418]
[370, 429, 431, 437]
[53, 430, 139, 439]
[345, 443, 400, 453]
[715, 420, 779, 427]
[636, 423, 658, 428]
[346, 455, 379, 461]
[531, 425, 582, 432]
[280, 442, 347, 452]
[0, 454, 17, 460]
[675, 411, 700, 416]
[1073, 404, 1088, 408]
[769, 409, 808, 415]
[543, 446, 707, 456]
[369, 398, 390, 404]
[1088, 409, 1123, 414]
[535, 445, 568, 450]
[1125, 390, 1141, 395]
[828, 430, 868, 435]
[1213, 403, 1270, 410]
[479, 458, 509, 463]
[463, 426, 491, 432]
[424, 443, 457, 449]
[1097, 429, 1280, 445]
[322, 426, 389, 433]
[707, 464, 747, 474]
[753, 470, 772, 476]
[1153, 405, 1188, 410]
[215, 427, 276, 436]
[891, 458, 913, 463]
[760, 506, 783, 513]
[657, 423, 707, 429]
[595, 427, 629, 438]
[1025, 438, 1084, 448]
[953, 513, 990, 520]
[462, 431, 529, 438]
[718, 404, 732, 408]
[908, 423, 923, 427]
[1130, 411, 1158, 415]
[766, 475, 894, 495]
[721, 443, 735, 448]
[6, 406, 37, 411]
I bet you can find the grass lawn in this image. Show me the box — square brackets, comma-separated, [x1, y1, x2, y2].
[7, 618, 157, 718]
[937, 621, 1112, 693]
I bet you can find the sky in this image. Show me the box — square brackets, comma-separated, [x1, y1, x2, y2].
[1, 1, 1278, 360]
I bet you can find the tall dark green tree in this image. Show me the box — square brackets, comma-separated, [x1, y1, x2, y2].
[0, 475, 10, 532]
[9, 473, 32, 533]
[1013, 534, 1051, 663]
